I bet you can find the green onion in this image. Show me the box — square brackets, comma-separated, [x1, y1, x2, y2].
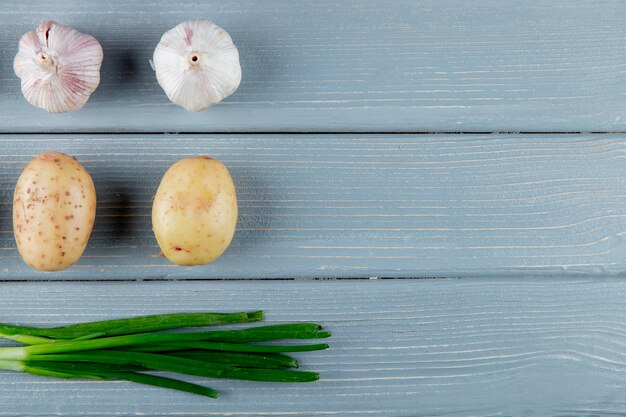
[24, 351, 319, 382]
[0, 311, 263, 342]
[23, 363, 220, 399]
[128, 341, 330, 353]
[0, 323, 329, 357]
[165, 350, 299, 369]
[0, 311, 330, 399]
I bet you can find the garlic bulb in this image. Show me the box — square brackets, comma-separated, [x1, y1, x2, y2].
[13, 21, 103, 113]
[152, 19, 242, 112]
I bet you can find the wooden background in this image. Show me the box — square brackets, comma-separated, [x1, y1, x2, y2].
[1, 1, 626, 416]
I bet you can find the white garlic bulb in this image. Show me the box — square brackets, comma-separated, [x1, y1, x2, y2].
[13, 21, 103, 113]
[152, 19, 242, 112]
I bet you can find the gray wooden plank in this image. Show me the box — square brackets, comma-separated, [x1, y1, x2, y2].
[3, 134, 626, 279]
[1, 278, 626, 416]
[0, 0, 624, 132]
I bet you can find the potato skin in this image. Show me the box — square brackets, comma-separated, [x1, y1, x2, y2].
[13, 152, 97, 271]
[152, 156, 238, 266]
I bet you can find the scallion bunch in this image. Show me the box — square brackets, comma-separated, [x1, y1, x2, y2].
[0, 311, 330, 398]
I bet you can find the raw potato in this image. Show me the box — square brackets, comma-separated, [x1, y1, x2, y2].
[13, 152, 96, 271]
[152, 156, 238, 266]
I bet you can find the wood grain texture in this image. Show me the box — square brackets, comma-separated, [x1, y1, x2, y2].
[1, 134, 626, 279]
[0, 278, 625, 416]
[0, 0, 624, 132]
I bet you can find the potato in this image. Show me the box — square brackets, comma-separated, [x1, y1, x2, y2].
[152, 156, 237, 266]
[13, 152, 96, 271]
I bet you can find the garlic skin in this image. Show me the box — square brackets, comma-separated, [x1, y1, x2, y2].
[153, 19, 242, 112]
[13, 21, 103, 113]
